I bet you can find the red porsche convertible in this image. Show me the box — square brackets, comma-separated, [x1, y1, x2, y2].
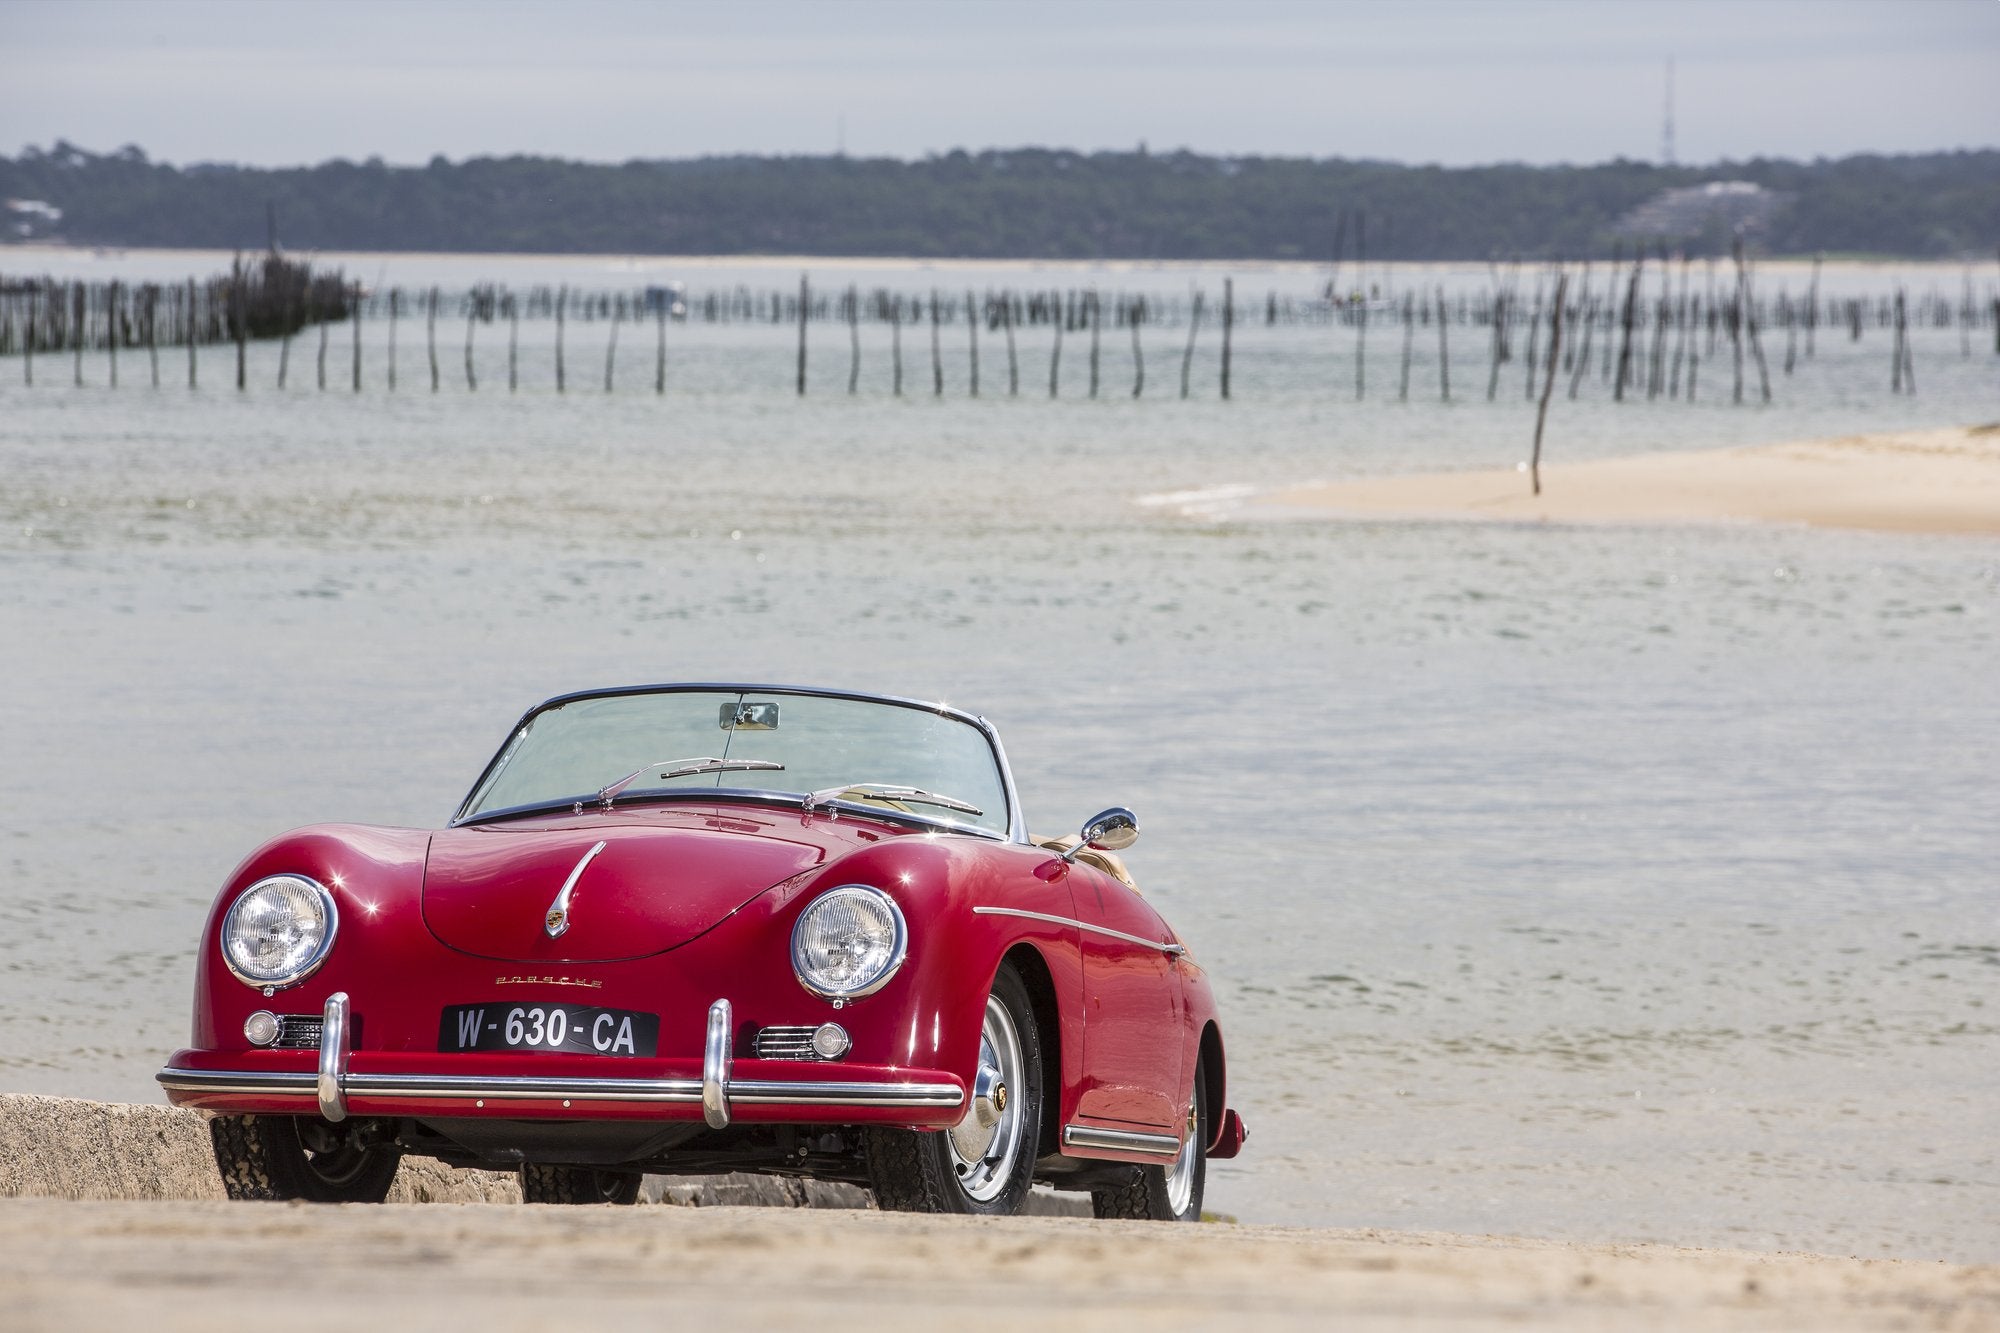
[159, 683, 1244, 1218]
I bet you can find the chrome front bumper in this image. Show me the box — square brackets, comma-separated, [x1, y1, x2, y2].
[158, 995, 964, 1124]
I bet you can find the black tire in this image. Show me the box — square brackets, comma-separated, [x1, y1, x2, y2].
[519, 1164, 642, 1205]
[864, 962, 1044, 1215]
[209, 1114, 401, 1203]
[1091, 1063, 1207, 1222]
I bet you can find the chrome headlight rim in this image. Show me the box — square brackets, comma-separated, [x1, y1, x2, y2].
[219, 873, 339, 990]
[789, 884, 909, 1001]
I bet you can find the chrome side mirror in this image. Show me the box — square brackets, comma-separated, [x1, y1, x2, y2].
[1063, 807, 1139, 861]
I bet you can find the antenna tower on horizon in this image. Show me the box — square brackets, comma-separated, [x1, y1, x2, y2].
[1661, 56, 1676, 166]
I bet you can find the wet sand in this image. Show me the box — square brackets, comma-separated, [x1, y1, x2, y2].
[1261, 425, 2000, 535]
[3, 1197, 1994, 1332]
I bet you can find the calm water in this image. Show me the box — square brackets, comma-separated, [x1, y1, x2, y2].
[1, 253, 1995, 1259]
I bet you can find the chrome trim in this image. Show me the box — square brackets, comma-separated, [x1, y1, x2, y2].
[316, 992, 349, 1122]
[1061, 807, 1139, 862]
[703, 998, 732, 1128]
[154, 1066, 962, 1109]
[220, 875, 340, 991]
[543, 839, 607, 939]
[803, 783, 983, 818]
[453, 683, 1029, 844]
[971, 906, 1184, 957]
[726, 1080, 960, 1107]
[791, 885, 910, 1000]
[242, 1010, 281, 1047]
[1062, 1123, 1182, 1157]
[752, 1025, 825, 1060]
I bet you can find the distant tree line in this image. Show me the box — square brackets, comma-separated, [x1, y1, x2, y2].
[3, 140, 1994, 261]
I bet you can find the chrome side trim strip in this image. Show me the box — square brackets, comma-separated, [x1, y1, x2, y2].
[703, 998, 733, 1128]
[1062, 1124, 1182, 1157]
[972, 906, 1185, 957]
[155, 1067, 962, 1109]
[316, 991, 349, 1122]
[727, 1080, 962, 1107]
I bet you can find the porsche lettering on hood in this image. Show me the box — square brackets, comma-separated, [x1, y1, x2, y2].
[421, 823, 824, 963]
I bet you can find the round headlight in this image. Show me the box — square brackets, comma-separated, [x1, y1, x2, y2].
[791, 885, 908, 1000]
[221, 874, 338, 989]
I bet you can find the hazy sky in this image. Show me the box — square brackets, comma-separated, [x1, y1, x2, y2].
[3, 0, 1995, 168]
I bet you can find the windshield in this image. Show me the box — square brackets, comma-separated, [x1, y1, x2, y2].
[459, 689, 1011, 836]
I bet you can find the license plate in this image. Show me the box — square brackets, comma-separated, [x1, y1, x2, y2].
[439, 1003, 659, 1057]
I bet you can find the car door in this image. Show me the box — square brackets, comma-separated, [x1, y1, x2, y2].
[1069, 862, 1184, 1131]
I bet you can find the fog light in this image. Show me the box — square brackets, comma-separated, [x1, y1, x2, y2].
[810, 1022, 851, 1060]
[243, 1010, 281, 1047]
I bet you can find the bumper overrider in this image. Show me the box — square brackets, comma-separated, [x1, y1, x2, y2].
[157, 994, 966, 1128]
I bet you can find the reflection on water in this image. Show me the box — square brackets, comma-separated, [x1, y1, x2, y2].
[0, 256, 1994, 1261]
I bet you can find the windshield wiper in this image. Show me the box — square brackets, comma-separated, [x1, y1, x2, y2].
[802, 783, 984, 818]
[594, 757, 785, 811]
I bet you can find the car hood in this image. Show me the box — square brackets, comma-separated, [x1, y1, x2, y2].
[421, 815, 829, 963]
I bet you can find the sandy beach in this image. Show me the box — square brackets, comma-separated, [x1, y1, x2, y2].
[1259, 424, 2000, 535]
[1, 1095, 1994, 1330]
[4, 1197, 1994, 1332]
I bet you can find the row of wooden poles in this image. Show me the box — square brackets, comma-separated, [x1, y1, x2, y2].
[3, 257, 1994, 401]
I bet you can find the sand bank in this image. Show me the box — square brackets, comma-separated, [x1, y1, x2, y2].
[1260, 425, 2000, 535]
[3, 1198, 1993, 1332]
[2, 1096, 1994, 1330]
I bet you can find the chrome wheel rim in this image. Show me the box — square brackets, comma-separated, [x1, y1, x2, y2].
[945, 993, 1025, 1203]
[1164, 1095, 1199, 1216]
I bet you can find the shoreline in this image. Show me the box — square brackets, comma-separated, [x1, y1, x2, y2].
[1254, 424, 2000, 536]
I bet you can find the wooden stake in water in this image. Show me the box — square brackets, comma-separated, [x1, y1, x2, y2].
[387, 288, 398, 391]
[605, 293, 621, 393]
[427, 286, 440, 392]
[232, 260, 246, 391]
[1221, 278, 1234, 400]
[796, 274, 808, 396]
[464, 295, 478, 392]
[1179, 288, 1203, 399]
[1002, 293, 1019, 397]
[555, 286, 567, 393]
[1435, 286, 1451, 401]
[890, 295, 903, 397]
[1530, 272, 1569, 497]
[189, 278, 199, 389]
[107, 280, 119, 389]
[929, 290, 943, 397]
[845, 284, 858, 395]
[1129, 296, 1144, 398]
[1088, 290, 1101, 399]
[23, 284, 35, 386]
[966, 288, 979, 398]
[513, 295, 522, 394]
[351, 282, 362, 392]
[1049, 289, 1063, 398]
[1398, 291, 1414, 402]
[145, 284, 158, 388]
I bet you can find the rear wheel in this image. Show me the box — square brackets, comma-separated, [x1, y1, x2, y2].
[1091, 1064, 1206, 1222]
[519, 1164, 643, 1205]
[864, 962, 1042, 1215]
[209, 1114, 401, 1202]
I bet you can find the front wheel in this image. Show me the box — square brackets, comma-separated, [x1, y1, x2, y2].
[519, 1164, 642, 1205]
[864, 962, 1043, 1215]
[209, 1114, 401, 1202]
[1091, 1064, 1206, 1222]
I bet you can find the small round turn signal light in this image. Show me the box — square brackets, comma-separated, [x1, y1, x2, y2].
[243, 1010, 281, 1047]
[810, 1022, 851, 1060]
